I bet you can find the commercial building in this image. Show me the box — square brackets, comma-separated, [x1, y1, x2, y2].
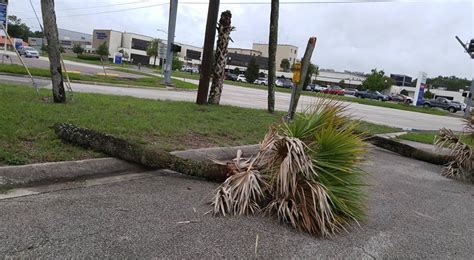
[228, 47, 262, 56]
[390, 74, 412, 87]
[252, 43, 298, 71]
[92, 29, 202, 66]
[314, 69, 366, 88]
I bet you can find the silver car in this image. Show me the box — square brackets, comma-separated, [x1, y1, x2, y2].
[18, 46, 40, 58]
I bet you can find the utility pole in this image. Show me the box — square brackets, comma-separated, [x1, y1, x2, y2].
[287, 37, 317, 120]
[164, 0, 178, 85]
[196, 0, 220, 105]
[455, 36, 474, 119]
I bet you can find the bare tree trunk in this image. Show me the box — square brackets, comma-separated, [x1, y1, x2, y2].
[267, 0, 279, 113]
[40, 0, 66, 103]
[54, 123, 230, 182]
[288, 37, 317, 120]
[208, 11, 233, 105]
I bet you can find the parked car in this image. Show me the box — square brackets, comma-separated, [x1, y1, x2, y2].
[275, 79, 294, 88]
[389, 94, 413, 103]
[18, 46, 39, 58]
[321, 85, 345, 95]
[423, 97, 461, 113]
[236, 74, 247, 82]
[254, 78, 268, 85]
[450, 101, 467, 111]
[225, 73, 238, 81]
[312, 84, 327, 92]
[344, 88, 358, 96]
[355, 90, 389, 101]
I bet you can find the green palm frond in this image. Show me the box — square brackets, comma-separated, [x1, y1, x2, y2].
[212, 98, 367, 237]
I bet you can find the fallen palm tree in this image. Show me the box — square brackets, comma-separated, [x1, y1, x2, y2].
[53, 123, 231, 182]
[53, 100, 367, 237]
[212, 100, 367, 237]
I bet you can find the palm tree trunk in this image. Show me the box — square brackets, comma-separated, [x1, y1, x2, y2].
[208, 11, 233, 105]
[267, 0, 279, 113]
[40, 0, 66, 103]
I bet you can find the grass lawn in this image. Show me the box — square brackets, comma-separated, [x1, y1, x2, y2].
[0, 64, 197, 90]
[397, 131, 474, 146]
[170, 71, 448, 116]
[0, 83, 399, 166]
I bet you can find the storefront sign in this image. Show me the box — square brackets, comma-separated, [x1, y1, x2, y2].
[413, 71, 427, 106]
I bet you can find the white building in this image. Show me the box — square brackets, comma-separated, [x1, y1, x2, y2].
[91, 29, 202, 66]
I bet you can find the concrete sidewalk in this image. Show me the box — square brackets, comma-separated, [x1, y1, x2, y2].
[0, 148, 472, 258]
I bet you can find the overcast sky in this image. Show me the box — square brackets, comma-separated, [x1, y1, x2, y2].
[7, 0, 474, 78]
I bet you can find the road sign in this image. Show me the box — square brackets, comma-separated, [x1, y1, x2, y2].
[413, 71, 427, 106]
[0, 3, 7, 27]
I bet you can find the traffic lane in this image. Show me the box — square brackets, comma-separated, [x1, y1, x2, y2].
[0, 149, 472, 258]
[0, 74, 51, 87]
[3, 75, 463, 131]
[3, 51, 142, 78]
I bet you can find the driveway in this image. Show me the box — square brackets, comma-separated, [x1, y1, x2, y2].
[0, 148, 472, 258]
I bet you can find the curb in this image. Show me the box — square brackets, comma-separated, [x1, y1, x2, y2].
[0, 136, 452, 190]
[0, 158, 147, 189]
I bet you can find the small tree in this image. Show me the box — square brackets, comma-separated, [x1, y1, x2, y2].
[59, 45, 65, 53]
[172, 53, 183, 71]
[362, 69, 394, 92]
[245, 57, 259, 83]
[400, 89, 409, 96]
[424, 90, 434, 99]
[97, 41, 110, 76]
[146, 38, 161, 67]
[259, 72, 266, 78]
[233, 67, 241, 75]
[97, 41, 109, 61]
[72, 43, 84, 57]
[280, 58, 290, 72]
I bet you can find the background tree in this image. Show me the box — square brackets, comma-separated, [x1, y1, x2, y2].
[146, 38, 161, 67]
[362, 69, 394, 92]
[303, 63, 318, 89]
[424, 90, 434, 99]
[339, 79, 345, 87]
[245, 57, 259, 83]
[267, 0, 279, 113]
[40, 0, 66, 103]
[280, 58, 290, 72]
[400, 89, 409, 96]
[72, 43, 84, 57]
[96, 41, 110, 76]
[232, 67, 240, 75]
[427, 76, 470, 91]
[172, 53, 183, 71]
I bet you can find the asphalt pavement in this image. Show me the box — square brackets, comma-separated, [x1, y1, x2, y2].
[0, 148, 472, 258]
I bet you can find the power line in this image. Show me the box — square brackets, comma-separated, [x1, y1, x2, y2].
[13, 0, 156, 14]
[18, 0, 400, 20]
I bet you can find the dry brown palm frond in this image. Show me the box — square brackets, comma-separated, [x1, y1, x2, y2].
[435, 128, 474, 180]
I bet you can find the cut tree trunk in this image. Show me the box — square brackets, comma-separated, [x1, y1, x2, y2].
[53, 123, 230, 182]
[41, 0, 66, 103]
[208, 10, 233, 105]
[267, 0, 279, 113]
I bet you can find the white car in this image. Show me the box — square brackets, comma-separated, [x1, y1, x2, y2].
[236, 74, 247, 82]
[18, 46, 40, 58]
[254, 78, 268, 85]
[312, 84, 327, 92]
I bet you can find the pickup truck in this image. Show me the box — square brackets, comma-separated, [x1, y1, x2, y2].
[423, 97, 461, 113]
[355, 90, 389, 101]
